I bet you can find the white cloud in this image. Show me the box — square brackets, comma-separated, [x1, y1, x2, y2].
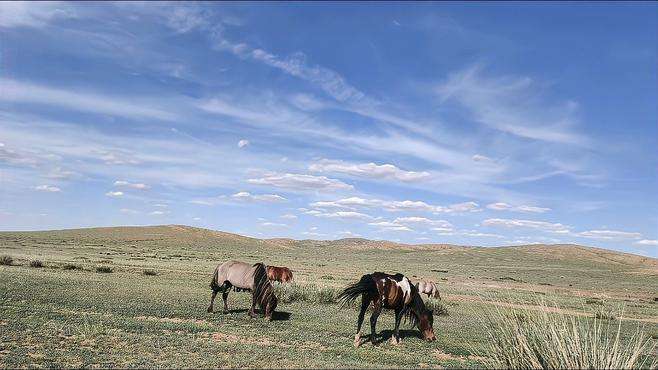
[393, 217, 453, 229]
[0, 2, 74, 28]
[1, 79, 176, 121]
[260, 222, 288, 228]
[248, 173, 353, 192]
[368, 221, 413, 232]
[472, 154, 493, 162]
[487, 202, 551, 213]
[34, 184, 61, 192]
[338, 230, 361, 237]
[231, 191, 286, 203]
[636, 239, 658, 246]
[313, 211, 375, 221]
[436, 65, 586, 145]
[149, 210, 169, 216]
[114, 180, 150, 190]
[238, 139, 249, 148]
[120, 208, 139, 214]
[280, 214, 298, 220]
[309, 159, 431, 182]
[105, 191, 124, 197]
[482, 218, 571, 234]
[578, 230, 642, 240]
[309, 197, 479, 214]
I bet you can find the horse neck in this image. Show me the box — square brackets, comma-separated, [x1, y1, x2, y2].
[409, 291, 427, 316]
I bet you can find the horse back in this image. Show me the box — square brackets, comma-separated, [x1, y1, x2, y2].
[216, 260, 257, 290]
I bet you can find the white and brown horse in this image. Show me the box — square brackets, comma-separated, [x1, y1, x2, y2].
[208, 260, 278, 320]
[338, 272, 436, 346]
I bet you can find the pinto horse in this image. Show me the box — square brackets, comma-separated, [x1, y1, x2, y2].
[267, 265, 293, 283]
[338, 272, 436, 346]
[208, 260, 278, 320]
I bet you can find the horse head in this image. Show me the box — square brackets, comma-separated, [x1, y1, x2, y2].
[418, 309, 436, 341]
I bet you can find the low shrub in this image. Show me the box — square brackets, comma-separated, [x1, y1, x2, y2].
[95, 266, 113, 273]
[273, 283, 340, 304]
[586, 297, 605, 305]
[0, 255, 13, 266]
[425, 297, 449, 316]
[29, 260, 43, 268]
[143, 269, 158, 276]
[476, 300, 656, 369]
[63, 264, 81, 270]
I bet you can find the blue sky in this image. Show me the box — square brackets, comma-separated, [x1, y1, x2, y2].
[1, 2, 656, 257]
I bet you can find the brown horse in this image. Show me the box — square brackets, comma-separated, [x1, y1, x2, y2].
[208, 260, 277, 320]
[338, 272, 436, 346]
[267, 265, 293, 283]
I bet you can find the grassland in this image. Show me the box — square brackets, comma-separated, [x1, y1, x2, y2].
[1, 225, 656, 368]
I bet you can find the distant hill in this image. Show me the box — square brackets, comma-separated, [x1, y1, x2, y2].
[2, 224, 655, 270]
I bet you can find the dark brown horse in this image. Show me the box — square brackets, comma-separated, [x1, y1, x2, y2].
[267, 265, 293, 283]
[208, 260, 277, 320]
[338, 272, 436, 346]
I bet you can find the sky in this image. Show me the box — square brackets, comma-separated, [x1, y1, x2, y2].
[0, 2, 656, 257]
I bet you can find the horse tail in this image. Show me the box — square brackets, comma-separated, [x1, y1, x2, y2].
[209, 266, 221, 292]
[337, 274, 376, 306]
[252, 263, 270, 302]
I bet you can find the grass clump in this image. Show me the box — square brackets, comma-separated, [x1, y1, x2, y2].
[95, 266, 113, 273]
[273, 283, 340, 304]
[29, 260, 43, 268]
[143, 269, 158, 276]
[425, 297, 449, 316]
[477, 300, 656, 369]
[1, 255, 13, 266]
[63, 263, 81, 270]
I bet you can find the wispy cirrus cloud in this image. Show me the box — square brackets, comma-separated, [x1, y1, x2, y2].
[436, 65, 587, 146]
[1, 79, 177, 121]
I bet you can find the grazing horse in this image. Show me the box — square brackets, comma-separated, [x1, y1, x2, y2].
[267, 265, 294, 283]
[417, 280, 441, 300]
[208, 260, 278, 320]
[338, 272, 436, 347]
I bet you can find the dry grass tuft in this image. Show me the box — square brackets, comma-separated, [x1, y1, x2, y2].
[95, 266, 113, 273]
[143, 269, 158, 276]
[477, 300, 656, 369]
[29, 260, 43, 268]
[0, 255, 13, 266]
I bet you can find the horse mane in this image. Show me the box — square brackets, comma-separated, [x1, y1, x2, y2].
[253, 263, 274, 305]
[404, 282, 428, 328]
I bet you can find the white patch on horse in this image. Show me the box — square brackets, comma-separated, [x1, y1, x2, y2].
[394, 277, 412, 305]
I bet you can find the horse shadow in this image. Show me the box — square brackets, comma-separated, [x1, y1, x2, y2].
[271, 311, 291, 321]
[373, 329, 422, 345]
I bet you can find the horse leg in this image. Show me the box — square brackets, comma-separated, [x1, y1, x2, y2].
[221, 281, 232, 313]
[207, 290, 218, 313]
[391, 307, 406, 345]
[354, 294, 371, 347]
[248, 292, 257, 318]
[369, 302, 382, 346]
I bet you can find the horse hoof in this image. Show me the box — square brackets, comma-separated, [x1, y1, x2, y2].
[390, 337, 400, 345]
[207, 307, 213, 313]
[353, 334, 361, 348]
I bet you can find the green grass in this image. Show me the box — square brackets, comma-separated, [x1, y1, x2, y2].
[0, 225, 656, 368]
